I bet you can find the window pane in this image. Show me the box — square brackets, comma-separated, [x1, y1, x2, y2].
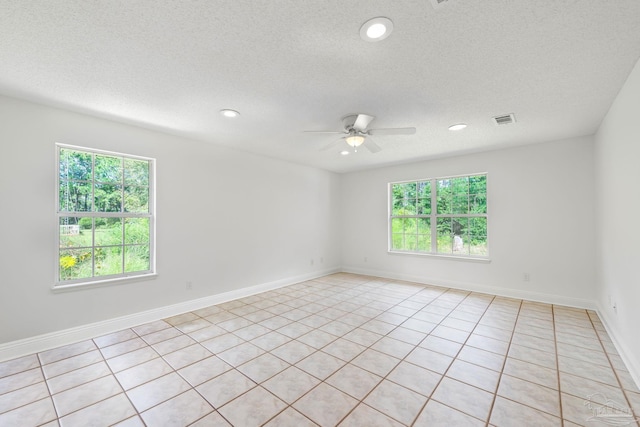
[125, 245, 150, 272]
[125, 218, 149, 244]
[94, 184, 122, 212]
[469, 217, 488, 256]
[59, 149, 92, 181]
[417, 198, 431, 215]
[95, 218, 122, 246]
[404, 234, 417, 251]
[391, 233, 404, 250]
[124, 159, 149, 186]
[452, 195, 469, 214]
[59, 180, 92, 212]
[470, 193, 487, 214]
[124, 185, 149, 213]
[417, 218, 430, 235]
[401, 217, 416, 234]
[437, 179, 452, 214]
[417, 181, 430, 198]
[60, 217, 92, 248]
[436, 217, 452, 253]
[95, 246, 123, 276]
[417, 234, 430, 251]
[95, 155, 123, 183]
[59, 249, 93, 281]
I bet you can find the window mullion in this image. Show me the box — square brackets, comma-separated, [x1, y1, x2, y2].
[430, 178, 437, 253]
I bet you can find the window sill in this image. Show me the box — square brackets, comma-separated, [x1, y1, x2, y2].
[388, 250, 491, 263]
[52, 273, 158, 293]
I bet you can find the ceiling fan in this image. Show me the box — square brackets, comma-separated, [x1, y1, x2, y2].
[304, 114, 416, 153]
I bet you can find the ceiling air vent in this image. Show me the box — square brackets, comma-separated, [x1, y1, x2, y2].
[493, 113, 516, 125]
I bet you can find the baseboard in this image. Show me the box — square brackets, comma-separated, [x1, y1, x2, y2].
[0, 268, 340, 362]
[596, 304, 640, 391]
[341, 265, 596, 309]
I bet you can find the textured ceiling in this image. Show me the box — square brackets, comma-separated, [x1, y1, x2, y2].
[1, 0, 639, 173]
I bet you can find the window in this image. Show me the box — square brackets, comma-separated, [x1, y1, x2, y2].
[389, 173, 488, 257]
[56, 144, 155, 287]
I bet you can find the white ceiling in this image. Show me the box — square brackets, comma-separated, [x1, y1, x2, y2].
[1, 1, 639, 173]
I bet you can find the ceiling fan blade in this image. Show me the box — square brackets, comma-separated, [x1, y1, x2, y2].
[364, 139, 381, 154]
[368, 127, 416, 136]
[353, 114, 375, 131]
[304, 130, 345, 134]
[319, 139, 342, 152]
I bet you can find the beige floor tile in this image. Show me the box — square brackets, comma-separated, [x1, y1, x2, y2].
[237, 353, 289, 383]
[297, 329, 338, 349]
[497, 374, 560, 417]
[42, 350, 104, 379]
[174, 318, 211, 334]
[414, 399, 484, 427]
[402, 318, 438, 334]
[326, 363, 382, 400]
[189, 411, 231, 426]
[277, 322, 314, 339]
[322, 338, 366, 362]
[47, 361, 111, 394]
[405, 347, 453, 374]
[93, 329, 137, 348]
[561, 392, 627, 427]
[0, 355, 40, 380]
[58, 393, 136, 427]
[0, 367, 44, 394]
[293, 383, 358, 427]
[502, 357, 558, 390]
[263, 366, 321, 403]
[164, 312, 199, 326]
[296, 351, 345, 380]
[511, 332, 557, 354]
[250, 331, 291, 351]
[52, 375, 123, 417]
[106, 347, 159, 373]
[0, 381, 50, 413]
[386, 326, 426, 345]
[457, 345, 505, 372]
[38, 340, 97, 366]
[151, 334, 196, 356]
[113, 415, 146, 426]
[115, 357, 174, 390]
[126, 372, 191, 413]
[99, 337, 148, 359]
[466, 333, 510, 355]
[370, 336, 415, 359]
[217, 342, 264, 366]
[560, 371, 627, 403]
[431, 377, 494, 421]
[364, 379, 428, 425]
[259, 315, 292, 330]
[187, 324, 227, 342]
[139, 327, 182, 345]
[419, 335, 463, 357]
[446, 359, 501, 392]
[387, 361, 441, 397]
[218, 317, 253, 333]
[0, 397, 57, 427]
[473, 324, 513, 342]
[218, 386, 287, 427]
[232, 323, 271, 341]
[339, 403, 404, 427]
[196, 369, 256, 408]
[162, 344, 211, 370]
[351, 349, 400, 377]
[342, 328, 383, 347]
[271, 340, 316, 364]
[508, 343, 557, 370]
[140, 389, 213, 427]
[177, 355, 231, 387]
[558, 356, 618, 387]
[489, 396, 561, 426]
[131, 320, 171, 336]
[263, 407, 318, 426]
[431, 325, 472, 343]
[200, 333, 244, 354]
[319, 320, 355, 337]
[555, 331, 602, 352]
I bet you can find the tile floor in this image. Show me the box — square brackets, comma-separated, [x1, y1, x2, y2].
[1, 273, 639, 426]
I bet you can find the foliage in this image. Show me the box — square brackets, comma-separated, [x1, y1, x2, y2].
[391, 175, 488, 256]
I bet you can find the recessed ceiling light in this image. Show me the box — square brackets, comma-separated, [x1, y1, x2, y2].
[340, 151, 349, 156]
[448, 123, 467, 131]
[220, 109, 240, 118]
[360, 17, 394, 42]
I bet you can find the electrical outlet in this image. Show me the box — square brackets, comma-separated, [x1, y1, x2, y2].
[320, 257, 324, 264]
[523, 273, 531, 282]
[310, 259, 314, 266]
[613, 301, 618, 315]
[186, 281, 193, 290]
[364, 256, 368, 262]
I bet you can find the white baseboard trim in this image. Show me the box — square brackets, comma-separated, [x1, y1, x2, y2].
[596, 304, 640, 391]
[0, 268, 340, 362]
[341, 265, 596, 309]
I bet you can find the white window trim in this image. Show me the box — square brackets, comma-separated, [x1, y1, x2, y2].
[54, 143, 156, 289]
[388, 172, 489, 260]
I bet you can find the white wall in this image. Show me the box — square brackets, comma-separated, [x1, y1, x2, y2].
[340, 137, 597, 307]
[0, 95, 341, 344]
[594, 58, 640, 382]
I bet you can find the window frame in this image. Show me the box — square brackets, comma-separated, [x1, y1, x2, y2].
[388, 172, 489, 260]
[54, 143, 156, 290]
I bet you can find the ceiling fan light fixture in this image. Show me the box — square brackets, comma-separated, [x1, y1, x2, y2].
[448, 123, 467, 131]
[220, 109, 240, 118]
[345, 135, 365, 147]
[360, 17, 393, 42]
